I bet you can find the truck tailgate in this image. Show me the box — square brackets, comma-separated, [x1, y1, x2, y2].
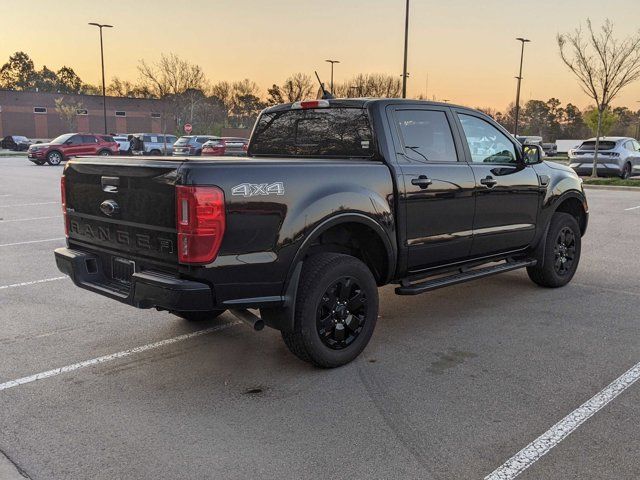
[64, 158, 182, 267]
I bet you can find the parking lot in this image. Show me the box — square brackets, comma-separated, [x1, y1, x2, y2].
[1, 155, 639, 479]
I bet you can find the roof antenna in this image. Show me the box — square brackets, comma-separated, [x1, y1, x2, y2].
[314, 71, 335, 99]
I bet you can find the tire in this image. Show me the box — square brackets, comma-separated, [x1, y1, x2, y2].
[46, 151, 63, 166]
[281, 253, 379, 368]
[98, 150, 112, 156]
[150, 149, 161, 156]
[620, 163, 632, 179]
[171, 310, 226, 322]
[32, 160, 45, 166]
[527, 212, 581, 288]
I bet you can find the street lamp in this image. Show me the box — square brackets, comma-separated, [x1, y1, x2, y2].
[325, 59, 340, 93]
[88, 22, 113, 134]
[401, 0, 410, 98]
[513, 37, 531, 137]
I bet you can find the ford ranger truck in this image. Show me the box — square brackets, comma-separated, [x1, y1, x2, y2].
[55, 99, 588, 368]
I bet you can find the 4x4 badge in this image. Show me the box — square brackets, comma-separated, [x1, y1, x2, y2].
[231, 182, 284, 197]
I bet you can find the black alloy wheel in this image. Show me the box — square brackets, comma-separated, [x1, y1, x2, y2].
[316, 276, 367, 350]
[553, 226, 576, 276]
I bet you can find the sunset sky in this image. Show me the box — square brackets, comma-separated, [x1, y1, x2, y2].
[2, 0, 640, 111]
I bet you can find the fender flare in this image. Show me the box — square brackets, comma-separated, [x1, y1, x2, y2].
[262, 213, 396, 333]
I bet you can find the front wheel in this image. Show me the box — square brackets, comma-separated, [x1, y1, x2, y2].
[98, 150, 112, 156]
[527, 212, 581, 288]
[281, 253, 379, 368]
[171, 310, 226, 322]
[46, 151, 63, 166]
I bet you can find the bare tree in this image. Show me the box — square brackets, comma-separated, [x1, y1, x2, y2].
[55, 97, 83, 132]
[280, 73, 315, 102]
[137, 53, 206, 98]
[334, 73, 402, 98]
[558, 19, 640, 177]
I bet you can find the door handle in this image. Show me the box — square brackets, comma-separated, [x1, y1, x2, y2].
[480, 176, 498, 188]
[411, 175, 433, 189]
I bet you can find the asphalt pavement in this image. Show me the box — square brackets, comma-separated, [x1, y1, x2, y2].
[1, 156, 639, 479]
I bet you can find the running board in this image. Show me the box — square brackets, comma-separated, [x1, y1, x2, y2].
[395, 259, 536, 295]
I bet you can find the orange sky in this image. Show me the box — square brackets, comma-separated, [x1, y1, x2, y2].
[2, 0, 640, 111]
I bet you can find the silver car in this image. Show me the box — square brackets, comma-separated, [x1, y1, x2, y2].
[569, 137, 640, 179]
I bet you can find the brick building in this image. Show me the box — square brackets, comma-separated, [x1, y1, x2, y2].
[0, 89, 174, 139]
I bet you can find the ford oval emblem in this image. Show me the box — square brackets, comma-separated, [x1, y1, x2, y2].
[100, 199, 120, 217]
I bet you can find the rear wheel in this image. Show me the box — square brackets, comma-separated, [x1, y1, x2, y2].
[527, 212, 581, 288]
[46, 151, 62, 166]
[620, 162, 632, 179]
[281, 253, 378, 368]
[171, 310, 226, 322]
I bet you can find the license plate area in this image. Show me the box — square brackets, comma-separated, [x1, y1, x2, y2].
[112, 257, 135, 284]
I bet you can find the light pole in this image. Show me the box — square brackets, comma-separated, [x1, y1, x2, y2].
[88, 22, 113, 134]
[401, 0, 410, 98]
[325, 59, 340, 93]
[513, 37, 530, 137]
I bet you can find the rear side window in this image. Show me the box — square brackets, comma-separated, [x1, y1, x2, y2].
[100, 136, 114, 143]
[395, 110, 458, 162]
[250, 107, 373, 158]
[82, 135, 97, 144]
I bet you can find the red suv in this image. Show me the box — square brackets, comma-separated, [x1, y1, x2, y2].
[28, 133, 119, 166]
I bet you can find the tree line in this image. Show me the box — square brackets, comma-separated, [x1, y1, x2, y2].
[478, 99, 640, 141]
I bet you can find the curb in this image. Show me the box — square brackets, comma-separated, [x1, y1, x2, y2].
[583, 184, 640, 192]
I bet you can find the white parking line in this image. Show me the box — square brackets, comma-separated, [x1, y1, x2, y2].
[0, 276, 67, 290]
[0, 215, 59, 223]
[0, 194, 11, 197]
[0, 321, 241, 392]
[0, 237, 64, 247]
[624, 205, 640, 211]
[0, 202, 58, 208]
[485, 360, 640, 480]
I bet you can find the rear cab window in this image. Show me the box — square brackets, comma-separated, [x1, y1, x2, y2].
[249, 106, 374, 158]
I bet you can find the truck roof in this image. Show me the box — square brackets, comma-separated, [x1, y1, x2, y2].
[263, 98, 477, 114]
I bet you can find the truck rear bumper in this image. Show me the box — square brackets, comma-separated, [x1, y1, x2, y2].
[54, 247, 215, 311]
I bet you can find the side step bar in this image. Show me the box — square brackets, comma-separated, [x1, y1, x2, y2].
[395, 259, 536, 296]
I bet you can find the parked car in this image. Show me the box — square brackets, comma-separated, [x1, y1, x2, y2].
[113, 135, 131, 155]
[56, 98, 588, 368]
[129, 133, 178, 156]
[27, 133, 119, 166]
[542, 143, 558, 157]
[201, 138, 226, 156]
[222, 137, 249, 156]
[568, 137, 640, 179]
[172, 135, 218, 156]
[1, 135, 32, 151]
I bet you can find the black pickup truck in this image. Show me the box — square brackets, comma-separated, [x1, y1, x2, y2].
[55, 99, 588, 367]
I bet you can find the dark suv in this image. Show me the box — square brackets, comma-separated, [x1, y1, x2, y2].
[28, 133, 119, 166]
[172, 135, 218, 156]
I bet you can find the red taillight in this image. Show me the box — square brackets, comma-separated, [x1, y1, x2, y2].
[60, 175, 69, 237]
[175, 185, 225, 264]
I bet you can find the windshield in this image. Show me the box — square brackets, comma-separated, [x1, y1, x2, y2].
[579, 141, 616, 150]
[249, 107, 374, 158]
[50, 133, 75, 145]
[175, 136, 193, 145]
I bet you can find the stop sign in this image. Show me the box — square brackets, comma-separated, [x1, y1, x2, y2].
[184, 123, 192, 134]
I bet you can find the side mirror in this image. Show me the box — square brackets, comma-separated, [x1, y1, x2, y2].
[523, 144, 543, 165]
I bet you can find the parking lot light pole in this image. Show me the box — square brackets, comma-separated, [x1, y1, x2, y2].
[325, 59, 340, 94]
[513, 37, 530, 137]
[401, 0, 410, 98]
[89, 22, 113, 134]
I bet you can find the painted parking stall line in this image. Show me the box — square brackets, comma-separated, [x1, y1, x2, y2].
[485, 360, 640, 480]
[0, 216, 59, 223]
[0, 202, 58, 208]
[0, 321, 241, 392]
[624, 205, 640, 211]
[0, 238, 64, 247]
[0, 276, 67, 290]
